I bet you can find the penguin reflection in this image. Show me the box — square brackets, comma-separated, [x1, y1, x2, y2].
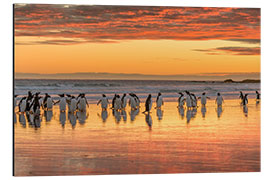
[14, 112, 17, 124]
[44, 110, 53, 122]
[77, 111, 88, 125]
[33, 114, 41, 128]
[59, 111, 66, 128]
[216, 106, 223, 118]
[201, 106, 207, 118]
[156, 108, 163, 121]
[68, 112, 76, 128]
[186, 109, 192, 124]
[178, 107, 185, 120]
[130, 108, 139, 122]
[243, 105, 248, 117]
[121, 109, 127, 122]
[97, 109, 108, 123]
[113, 109, 121, 124]
[145, 112, 152, 130]
[19, 113, 26, 127]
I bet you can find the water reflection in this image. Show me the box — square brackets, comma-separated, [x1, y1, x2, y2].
[216, 107, 223, 118]
[243, 105, 248, 117]
[191, 108, 197, 118]
[77, 111, 88, 125]
[60, 112, 66, 128]
[156, 109, 163, 121]
[144, 113, 152, 130]
[97, 110, 108, 123]
[178, 107, 185, 120]
[33, 114, 41, 128]
[113, 110, 121, 124]
[120, 110, 126, 122]
[201, 106, 206, 118]
[68, 112, 77, 128]
[44, 110, 53, 122]
[19, 113, 26, 127]
[130, 109, 139, 122]
[14, 112, 17, 124]
[186, 109, 192, 124]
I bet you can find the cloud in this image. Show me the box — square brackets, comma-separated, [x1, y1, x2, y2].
[193, 46, 260, 55]
[14, 4, 260, 45]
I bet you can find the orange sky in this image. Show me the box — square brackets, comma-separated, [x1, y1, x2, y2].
[14, 4, 260, 78]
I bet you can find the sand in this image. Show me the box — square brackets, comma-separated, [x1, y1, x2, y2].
[14, 99, 260, 176]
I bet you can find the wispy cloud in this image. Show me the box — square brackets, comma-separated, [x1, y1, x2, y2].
[193, 46, 260, 55]
[14, 4, 260, 46]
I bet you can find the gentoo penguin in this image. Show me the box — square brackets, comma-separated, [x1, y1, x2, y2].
[121, 93, 127, 109]
[30, 93, 41, 115]
[178, 92, 185, 108]
[143, 94, 152, 113]
[77, 93, 88, 112]
[200, 92, 210, 106]
[43, 93, 53, 110]
[114, 95, 122, 111]
[25, 91, 34, 112]
[130, 93, 140, 108]
[69, 96, 77, 113]
[111, 94, 117, 109]
[216, 92, 224, 107]
[239, 91, 244, 101]
[18, 97, 27, 113]
[97, 94, 109, 110]
[66, 94, 72, 111]
[54, 94, 66, 112]
[256, 91, 260, 101]
[190, 93, 197, 108]
[242, 94, 248, 106]
[155, 92, 163, 109]
[129, 94, 137, 110]
[185, 91, 192, 109]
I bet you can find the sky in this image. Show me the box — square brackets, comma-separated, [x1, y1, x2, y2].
[14, 4, 261, 80]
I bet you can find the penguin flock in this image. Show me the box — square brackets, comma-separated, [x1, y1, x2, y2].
[14, 90, 260, 128]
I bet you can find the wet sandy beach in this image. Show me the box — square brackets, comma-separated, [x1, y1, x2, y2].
[14, 99, 260, 176]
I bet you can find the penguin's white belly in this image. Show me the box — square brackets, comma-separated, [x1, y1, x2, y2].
[130, 98, 136, 109]
[156, 97, 163, 108]
[47, 98, 53, 109]
[114, 99, 121, 110]
[101, 98, 108, 109]
[70, 99, 77, 112]
[79, 99, 86, 111]
[59, 98, 66, 111]
[20, 100, 27, 112]
[201, 96, 207, 105]
[186, 97, 192, 107]
[217, 97, 223, 106]
[122, 98, 127, 108]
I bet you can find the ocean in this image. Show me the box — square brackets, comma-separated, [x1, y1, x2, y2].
[14, 79, 260, 103]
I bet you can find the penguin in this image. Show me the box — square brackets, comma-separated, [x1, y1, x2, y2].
[200, 92, 210, 106]
[97, 94, 109, 110]
[130, 93, 140, 108]
[128, 94, 137, 110]
[111, 94, 117, 109]
[14, 95, 18, 109]
[178, 92, 185, 108]
[43, 93, 53, 110]
[69, 96, 77, 113]
[155, 92, 163, 109]
[54, 94, 66, 112]
[242, 94, 248, 106]
[25, 91, 34, 112]
[77, 93, 88, 112]
[114, 95, 122, 111]
[121, 93, 127, 109]
[215, 92, 224, 107]
[190, 93, 197, 108]
[239, 91, 244, 101]
[143, 94, 152, 113]
[18, 97, 27, 113]
[29, 93, 41, 115]
[66, 94, 72, 111]
[256, 91, 260, 101]
[185, 91, 192, 109]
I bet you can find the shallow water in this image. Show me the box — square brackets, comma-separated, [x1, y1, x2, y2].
[14, 99, 260, 176]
